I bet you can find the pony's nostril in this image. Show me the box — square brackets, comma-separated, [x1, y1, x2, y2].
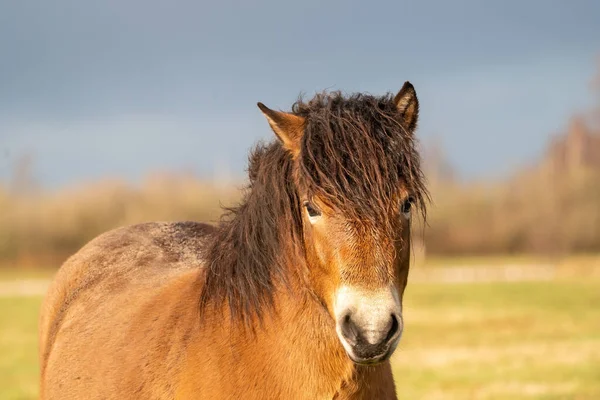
[385, 314, 400, 342]
[340, 313, 359, 345]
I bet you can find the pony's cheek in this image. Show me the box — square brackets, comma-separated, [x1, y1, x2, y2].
[309, 227, 336, 271]
[311, 234, 329, 266]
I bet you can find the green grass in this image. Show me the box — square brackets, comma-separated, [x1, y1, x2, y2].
[392, 281, 600, 399]
[0, 279, 599, 399]
[0, 297, 41, 400]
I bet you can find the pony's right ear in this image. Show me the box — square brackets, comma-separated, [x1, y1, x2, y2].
[257, 102, 305, 157]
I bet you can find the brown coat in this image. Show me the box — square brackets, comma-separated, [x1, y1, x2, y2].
[39, 222, 396, 399]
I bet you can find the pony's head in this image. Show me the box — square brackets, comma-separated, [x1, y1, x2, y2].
[257, 82, 427, 364]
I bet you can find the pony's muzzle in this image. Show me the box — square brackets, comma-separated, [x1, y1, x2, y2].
[334, 285, 403, 364]
[338, 311, 402, 363]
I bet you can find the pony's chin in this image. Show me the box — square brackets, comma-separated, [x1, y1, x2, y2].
[346, 349, 392, 365]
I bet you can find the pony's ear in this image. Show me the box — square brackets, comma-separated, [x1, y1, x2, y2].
[257, 102, 305, 157]
[393, 81, 419, 131]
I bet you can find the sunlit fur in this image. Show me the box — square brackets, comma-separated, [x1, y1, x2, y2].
[39, 85, 428, 399]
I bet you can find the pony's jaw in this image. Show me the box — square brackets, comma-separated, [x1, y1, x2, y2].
[332, 284, 403, 365]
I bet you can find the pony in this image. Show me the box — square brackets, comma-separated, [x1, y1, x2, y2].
[39, 81, 428, 399]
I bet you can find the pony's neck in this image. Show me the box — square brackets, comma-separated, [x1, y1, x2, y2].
[253, 284, 396, 398]
[261, 283, 355, 396]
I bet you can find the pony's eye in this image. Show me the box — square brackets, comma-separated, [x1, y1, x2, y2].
[401, 196, 415, 218]
[303, 201, 321, 218]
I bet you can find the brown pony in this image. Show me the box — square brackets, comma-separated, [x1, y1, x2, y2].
[39, 82, 428, 399]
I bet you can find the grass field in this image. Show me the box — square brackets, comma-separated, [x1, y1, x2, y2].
[0, 296, 41, 399]
[1, 267, 599, 399]
[393, 280, 600, 399]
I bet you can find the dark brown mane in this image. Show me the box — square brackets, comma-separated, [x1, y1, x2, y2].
[199, 142, 305, 325]
[199, 91, 429, 325]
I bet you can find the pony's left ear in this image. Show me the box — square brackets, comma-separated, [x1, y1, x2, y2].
[394, 81, 419, 132]
[257, 102, 305, 157]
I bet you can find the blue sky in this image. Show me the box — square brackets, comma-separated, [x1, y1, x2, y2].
[1, 0, 599, 187]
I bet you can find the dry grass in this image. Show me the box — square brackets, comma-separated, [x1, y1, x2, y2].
[0, 173, 241, 267]
[420, 164, 600, 256]
[1, 164, 600, 268]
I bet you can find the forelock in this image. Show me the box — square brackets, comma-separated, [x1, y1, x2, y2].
[292, 91, 428, 226]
